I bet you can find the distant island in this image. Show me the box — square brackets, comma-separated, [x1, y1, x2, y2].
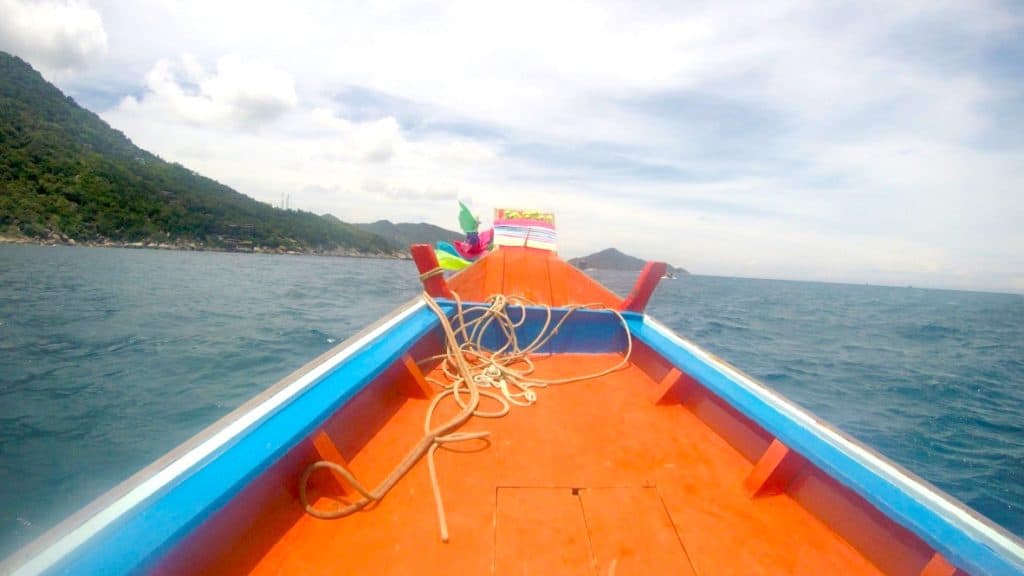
[351, 220, 462, 250]
[0, 52, 683, 267]
[0, 51, 440, 257]
[568, 248, 688, 274]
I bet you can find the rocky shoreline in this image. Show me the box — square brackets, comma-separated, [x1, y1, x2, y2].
[0, 234, 410, 260]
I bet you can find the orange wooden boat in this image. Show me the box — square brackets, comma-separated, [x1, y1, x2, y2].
[2, 237, 1023, 575]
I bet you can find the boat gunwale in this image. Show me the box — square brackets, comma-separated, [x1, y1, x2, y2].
[6, 295, 1022, 575]
[0, 297, 430, 576]
[634, 315, 1024, 576]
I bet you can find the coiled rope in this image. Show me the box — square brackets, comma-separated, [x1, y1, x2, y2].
[299, 290, 632, 541]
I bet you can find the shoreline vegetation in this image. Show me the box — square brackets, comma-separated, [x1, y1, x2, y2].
[0, 53, 402, 258]
[0, 233, 410, 259]
[1, 53, 682, 270]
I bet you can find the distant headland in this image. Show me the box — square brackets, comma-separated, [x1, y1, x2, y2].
[568, 248, 688, 274]
[0, 52, 688, 268]
[0, 52, 423, 258]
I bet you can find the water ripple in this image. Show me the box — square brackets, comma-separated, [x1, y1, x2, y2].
[593, 270, 1024, 539]
[0, 247, 1021, 560]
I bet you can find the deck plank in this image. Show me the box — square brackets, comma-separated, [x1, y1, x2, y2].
[223, 356, 884, 575]
[494, 488, 594, 576]
[579, 487, 695, 576]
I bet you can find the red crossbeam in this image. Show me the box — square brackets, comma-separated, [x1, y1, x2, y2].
[410, 244, 453, 298]
[621, 261, 667, 312]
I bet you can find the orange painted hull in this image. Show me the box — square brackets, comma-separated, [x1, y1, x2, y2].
[147, 249, 986, 575]
[5, 247, 1022, 575]
[161, 355, 890, 575]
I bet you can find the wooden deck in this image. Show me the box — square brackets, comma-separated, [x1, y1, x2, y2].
[11, 245, 1006, 574]
[177, 354, 881, 575]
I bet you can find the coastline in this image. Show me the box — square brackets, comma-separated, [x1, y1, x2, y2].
[0, 235, 411, 260]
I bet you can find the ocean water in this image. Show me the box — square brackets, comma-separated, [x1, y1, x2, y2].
[0, 245, 1021, 560]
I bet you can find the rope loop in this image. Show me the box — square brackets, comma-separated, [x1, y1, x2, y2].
[299, 290, 633, 541]
[418, 267, 444, 281]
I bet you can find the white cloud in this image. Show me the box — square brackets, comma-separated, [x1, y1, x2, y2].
[309, 108, 402, 162]
[0, 0, 107, 71]
[60, 0, 1024, 292]
[115, 55, 297, 128]
[103, 87, 502, 226]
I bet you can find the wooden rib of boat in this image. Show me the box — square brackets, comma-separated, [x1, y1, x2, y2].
[3, 244, 1023, 576]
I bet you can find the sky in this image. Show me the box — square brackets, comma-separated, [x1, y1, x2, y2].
[1, 0, 1022, 292]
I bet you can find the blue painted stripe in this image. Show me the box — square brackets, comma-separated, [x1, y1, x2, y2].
[33, 301, 632, 575]
[437, 301, 632, 354]
[49, 303, 443, 575]
[630, 316, 1024, 576]
[41, 302, 1022, 575]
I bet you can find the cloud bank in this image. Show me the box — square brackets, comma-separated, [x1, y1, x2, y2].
[0, 0, 107, 71]
[115, 55, 297, 128]
[6, 0, 1024, 291]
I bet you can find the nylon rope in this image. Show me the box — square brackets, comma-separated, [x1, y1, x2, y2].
[298, 290, 633, 541]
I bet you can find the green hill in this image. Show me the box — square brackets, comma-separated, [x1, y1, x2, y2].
[568, 248, 688, 274]
[353, 219, 462, 249]
[0, 52, 394, 255]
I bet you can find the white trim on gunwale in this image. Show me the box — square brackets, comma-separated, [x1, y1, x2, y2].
[644, 316, 1024, 566]
[9, 299, 427, 576]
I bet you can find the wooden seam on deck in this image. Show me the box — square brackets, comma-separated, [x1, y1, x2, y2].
[629, 355, 955, 575]
[493, 487, 696, 576]
[174, 355, 911, 575]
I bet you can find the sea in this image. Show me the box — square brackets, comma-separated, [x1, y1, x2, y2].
[1, 244, 1022, 559]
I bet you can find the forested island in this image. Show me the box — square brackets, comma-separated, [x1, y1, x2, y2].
[1, 52, 684, 272]
[569, 247, 687, 274]
[0, 52, 412, 256]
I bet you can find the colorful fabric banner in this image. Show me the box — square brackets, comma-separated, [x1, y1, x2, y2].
[435, 241, 462, 259]
[435, 250, 472, 271]
[458, 201, 479, 233]
[493, 208, 557, 251]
